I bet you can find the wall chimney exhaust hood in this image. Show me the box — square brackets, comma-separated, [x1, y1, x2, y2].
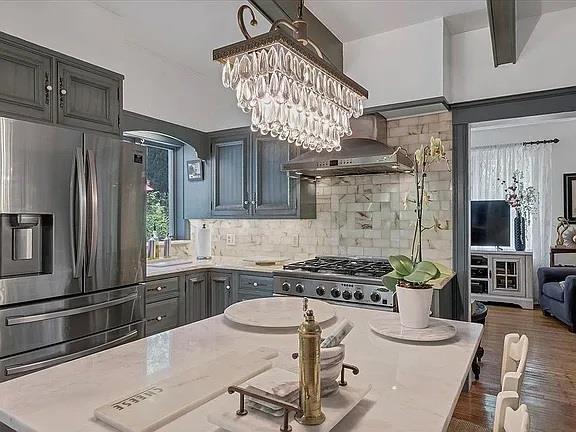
[282, 114, 413, 177]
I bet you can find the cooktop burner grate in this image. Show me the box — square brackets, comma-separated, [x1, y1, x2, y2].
[283, 256, 393, 278]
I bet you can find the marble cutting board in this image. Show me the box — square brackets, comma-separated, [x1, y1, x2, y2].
[94, 347, 278, 432]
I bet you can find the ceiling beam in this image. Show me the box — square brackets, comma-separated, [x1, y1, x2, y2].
[487, 0, 517, 67]
[249, 0, 343, 71]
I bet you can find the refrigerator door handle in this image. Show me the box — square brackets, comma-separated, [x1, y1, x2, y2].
[69, 148, 86, 279]
[86, 149, 98, 277]
[4, 329, 139, 376]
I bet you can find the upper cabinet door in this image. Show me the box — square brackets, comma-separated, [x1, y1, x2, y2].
[252, 136, 297, 217]
[57, 62, 121, 134]
[211, 133, 250, 217]
[0, 40, 52, 122]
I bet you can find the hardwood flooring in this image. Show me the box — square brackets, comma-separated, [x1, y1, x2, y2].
[453, 305, 576, 432]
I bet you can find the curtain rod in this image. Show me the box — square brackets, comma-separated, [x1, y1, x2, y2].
[471, 138, 560, 150]
[522, 138, 559, 146]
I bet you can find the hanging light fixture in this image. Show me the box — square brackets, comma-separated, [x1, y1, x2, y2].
[213, 0, 368, 153]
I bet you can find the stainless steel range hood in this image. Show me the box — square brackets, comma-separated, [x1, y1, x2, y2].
[282, 114, 413, 177]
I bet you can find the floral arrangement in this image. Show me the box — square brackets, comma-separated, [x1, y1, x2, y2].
[382, 136, 451, 291]
[499, 170, 539, 223]
[403, 137, 450, 263]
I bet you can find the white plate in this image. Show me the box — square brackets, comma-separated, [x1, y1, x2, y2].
[224, 297, 335, 329]
[369, 314, 457, 342]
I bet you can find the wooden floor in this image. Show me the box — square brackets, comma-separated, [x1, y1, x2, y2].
[453, 305, 576, 431]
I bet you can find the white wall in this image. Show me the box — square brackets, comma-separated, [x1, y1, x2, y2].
[0, 1, 249, 132]
[343, 19, 448, 108]
[471, 116, 576, 243]
[451, 7, 576, 102]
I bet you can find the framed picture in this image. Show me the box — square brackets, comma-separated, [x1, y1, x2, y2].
[187, 159, 204, 182]
[563, 173, 576, 223]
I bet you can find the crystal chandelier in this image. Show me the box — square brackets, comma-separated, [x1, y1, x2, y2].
[213, 0, 368, 153]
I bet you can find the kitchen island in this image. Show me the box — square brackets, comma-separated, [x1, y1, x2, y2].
[0, 304, 482, 432]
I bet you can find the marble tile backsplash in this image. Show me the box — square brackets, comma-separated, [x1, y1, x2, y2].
[189, 113, 452, 266]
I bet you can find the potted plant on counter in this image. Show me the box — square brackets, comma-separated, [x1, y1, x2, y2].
[382, 255, 452, 328]
[381, 136, 452, 329]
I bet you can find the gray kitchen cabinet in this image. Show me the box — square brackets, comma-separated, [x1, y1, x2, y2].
[0, 38, 53, 122]
[0, 31, 123, 135]
[252, 136, 297, 217]
[210, 128, 315, 219]
[209, 272, 234, 315]
[145, 297, 180, 336]
[144, 276, 182, 336]
[56, 62, 121, 135]
[185, 272, 209, 323]
[211, 130, 250, 217]
[237, 273, 274, 302]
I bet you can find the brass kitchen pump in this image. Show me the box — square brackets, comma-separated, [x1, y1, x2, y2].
[295, 298, 325, 426]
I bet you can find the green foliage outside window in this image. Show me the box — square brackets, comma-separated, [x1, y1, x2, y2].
[146, 191, 169, 239]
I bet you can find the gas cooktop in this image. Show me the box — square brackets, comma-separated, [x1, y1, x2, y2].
[273, 256, 395, 309]
[282, 256, 393, 278]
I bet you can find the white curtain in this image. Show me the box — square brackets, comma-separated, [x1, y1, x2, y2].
[470, 143, 552, 277]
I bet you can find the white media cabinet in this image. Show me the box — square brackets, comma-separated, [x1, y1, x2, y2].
[470, 249, 534, 309]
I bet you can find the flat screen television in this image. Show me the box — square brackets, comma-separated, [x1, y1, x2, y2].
[471, 200, 510, 247]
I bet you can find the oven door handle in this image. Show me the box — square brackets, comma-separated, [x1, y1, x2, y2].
[6, 293, 138, 326]
[5, 330, 139, 376]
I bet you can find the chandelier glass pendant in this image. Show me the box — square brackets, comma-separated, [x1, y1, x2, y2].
[213, 0, 368, 153]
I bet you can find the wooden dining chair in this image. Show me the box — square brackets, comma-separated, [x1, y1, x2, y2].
[448, 391, 529, 432]
[501, 334, 529, 393]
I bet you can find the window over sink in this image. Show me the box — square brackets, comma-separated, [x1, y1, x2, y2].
[145, 143, 174, 239]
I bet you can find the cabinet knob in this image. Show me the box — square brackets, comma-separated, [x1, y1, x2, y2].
[251, 201, 256, 205]
[244, 200, 249, 205]
[156, 316, 163, 321]
[46, 85, 53, 92]
[226, 285, 231, 291]
[156, 286, 164, 291]
[60, 88, 67, 95]
[253, 282, 258, 287]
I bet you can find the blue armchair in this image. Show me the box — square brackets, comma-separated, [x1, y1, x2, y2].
[538, 267, 576, 332]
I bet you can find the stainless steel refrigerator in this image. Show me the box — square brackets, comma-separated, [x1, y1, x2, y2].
[0, 117, 146, 381]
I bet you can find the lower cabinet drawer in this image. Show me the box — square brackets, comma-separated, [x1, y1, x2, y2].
[238, 274, 274, 302]
[239, 274, 273, 291]
[145, 277, 179, 302]
[146, 298, 179, 336]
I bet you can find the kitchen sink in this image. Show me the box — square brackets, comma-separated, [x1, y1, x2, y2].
[147, 258, 196, 268]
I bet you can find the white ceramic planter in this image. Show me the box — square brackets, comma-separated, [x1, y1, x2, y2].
[396, 285, 433, 329]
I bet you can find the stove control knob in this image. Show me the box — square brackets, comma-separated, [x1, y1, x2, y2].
[281, 282, 291, 292]
[370, 291, 381, 303]
[342, 290, 352, 300]
[353, 290, 364, 301]
[330, 287, 341, 298]
[316, 286, 326, 296]
[295, 283, 304, 293]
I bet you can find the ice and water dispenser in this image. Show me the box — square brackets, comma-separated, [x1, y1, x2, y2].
[0, 214, 52, 278]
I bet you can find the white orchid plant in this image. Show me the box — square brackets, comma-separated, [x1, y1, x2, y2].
[382, 136, 451, 292]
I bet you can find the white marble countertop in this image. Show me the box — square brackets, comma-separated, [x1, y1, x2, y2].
[146, 256, 291, 279]
[0, 305, 482, 432]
